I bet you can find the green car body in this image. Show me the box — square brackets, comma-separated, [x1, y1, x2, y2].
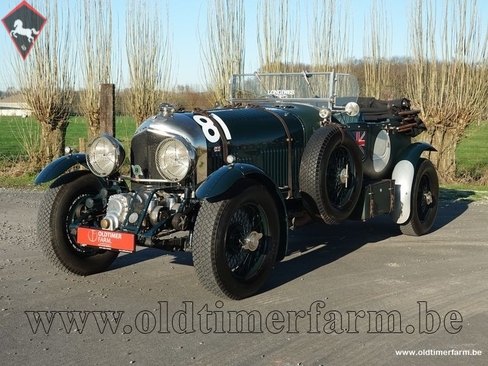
[35, 71, 439, 299]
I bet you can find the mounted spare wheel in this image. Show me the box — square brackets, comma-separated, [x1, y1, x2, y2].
[299, 125, 363, 225]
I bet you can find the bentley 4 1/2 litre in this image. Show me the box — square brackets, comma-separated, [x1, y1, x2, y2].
[35, 71, 438, 299]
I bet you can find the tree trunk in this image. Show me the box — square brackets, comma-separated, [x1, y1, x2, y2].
[424, 125, 460, 183]
[39, 121, 69, 167]
[88, 116, 100, 138]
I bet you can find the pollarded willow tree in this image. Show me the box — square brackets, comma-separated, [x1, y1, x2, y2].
[308, 0, 352, 72]
[406, 0, 488, 181]
[14, 1, 76, 169]
[125, 0, 173, 125]
[256, 0, 301, 73]
[201, 0, 245, 105]
[362, 0, 392, 99]
[78, 0, 113, 137]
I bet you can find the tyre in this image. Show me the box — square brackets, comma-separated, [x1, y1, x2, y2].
[400, 158, 439, 236]
[192, 183, 280, 299]
[37, 171, 119, 275]
[299, 125, 363, 224]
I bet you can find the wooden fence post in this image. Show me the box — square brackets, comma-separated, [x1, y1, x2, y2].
[79, 137, 86, 153]
[99, 84, 115, 136]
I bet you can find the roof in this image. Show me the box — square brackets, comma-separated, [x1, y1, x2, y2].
[0, 93, 29, 109]
[0, 93, 25, 103]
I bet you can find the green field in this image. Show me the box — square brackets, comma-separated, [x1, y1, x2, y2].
[0, 115, 487, 190]
[455, 121, 488, 179]
[0, 115, 137, 159]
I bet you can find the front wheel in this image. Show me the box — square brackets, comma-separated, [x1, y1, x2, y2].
[400, 158, 439, 236]
[37, 171, 119, 275]
[192, 183, 280, 299]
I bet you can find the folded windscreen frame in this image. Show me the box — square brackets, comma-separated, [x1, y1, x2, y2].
[230, 71, 359, 110]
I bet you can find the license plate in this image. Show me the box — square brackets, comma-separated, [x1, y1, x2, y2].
[77, 227, 135, 253]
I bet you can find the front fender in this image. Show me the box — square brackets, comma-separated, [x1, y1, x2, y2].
[196, 163, 268, 200]
[390, 142, 436, 224]
[195, 163, 288, 261]
[34, 153, 88, 184]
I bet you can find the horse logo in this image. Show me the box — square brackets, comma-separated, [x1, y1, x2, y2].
[2, 1, 47, 59]
[10, 19, 39, 43]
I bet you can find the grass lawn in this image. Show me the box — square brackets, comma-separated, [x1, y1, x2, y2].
[0, 115, 136, 188]
[0, 115, 136, 159]
[456, 121, 488, 178]
[0, 115, 487, 194]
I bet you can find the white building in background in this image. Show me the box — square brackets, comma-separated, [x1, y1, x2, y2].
[0, 94, 32, 117]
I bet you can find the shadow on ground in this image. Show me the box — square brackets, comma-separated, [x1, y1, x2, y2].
[109, 247, 192, 271]
[108, 196, 473, 294]
[263, 197, 472, 293]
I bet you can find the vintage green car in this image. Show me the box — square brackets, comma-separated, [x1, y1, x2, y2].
[35, 71, 439, 299]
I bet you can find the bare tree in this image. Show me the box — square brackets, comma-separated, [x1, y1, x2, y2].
[14, 1, 76, 169]
[78, 0, 112, 137]
[167, 85, 214, 111]
[363, 0, 392, 99]
[125, 0, 173, 125]
[256, 0, 300, 73]
[201, 0, 245, 105]
[308, 0, 352, 72]
[406, 0, 488, 181]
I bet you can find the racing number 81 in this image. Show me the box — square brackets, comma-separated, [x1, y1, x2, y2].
[193, 114, 232, 143]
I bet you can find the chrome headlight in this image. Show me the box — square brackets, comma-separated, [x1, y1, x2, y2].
[319, 107, 332, 119]
[86, 134, 125, 177]
[345, 102, 360, 116]
[155, 137, 194, 182]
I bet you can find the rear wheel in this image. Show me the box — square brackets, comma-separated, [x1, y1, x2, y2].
[37, 171, 119, 275]
[299, 125, 363, 224]
[192, 183, 280, 299]
[400, 158, 439, 236]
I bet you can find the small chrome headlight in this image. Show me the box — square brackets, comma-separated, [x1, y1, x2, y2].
[86, 134, 125, 177]
[155, 137, 193, 182]
[319, 107, 332, 119]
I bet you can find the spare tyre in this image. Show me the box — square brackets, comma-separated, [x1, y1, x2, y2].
[299, 124, 363, 224]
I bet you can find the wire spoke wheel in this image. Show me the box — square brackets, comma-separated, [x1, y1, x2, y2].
[65, 193, 101, 255]
[192, 183, 280, 299]
[37, 171, 119, 275]
[225, 203, 267, 279]
[417, 174, 434, 223]
[400, 158, 439, 236]
[326, 146, 356, 207]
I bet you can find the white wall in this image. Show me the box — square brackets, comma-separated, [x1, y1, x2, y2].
[0, 108, 31, 117]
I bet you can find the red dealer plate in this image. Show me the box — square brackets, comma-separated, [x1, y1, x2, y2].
[77, 227, 135, 253]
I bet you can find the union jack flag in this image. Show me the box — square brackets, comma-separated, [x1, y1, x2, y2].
[355, 131, 366, 147]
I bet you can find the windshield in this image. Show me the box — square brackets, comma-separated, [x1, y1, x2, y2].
[230, 71, 359, 108]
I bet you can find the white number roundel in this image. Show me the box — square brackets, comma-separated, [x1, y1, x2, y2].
[192, 114, 232, 143]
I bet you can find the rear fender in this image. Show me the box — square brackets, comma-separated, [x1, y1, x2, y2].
[390, 143, 436, 224]
[34, 153, 88, 184]
[195, 163, 288, 261]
